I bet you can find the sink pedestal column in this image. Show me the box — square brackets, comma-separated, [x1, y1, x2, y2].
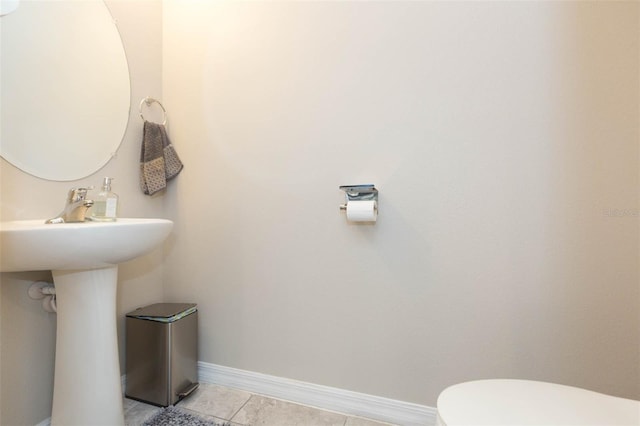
[51, 266, 125, 426]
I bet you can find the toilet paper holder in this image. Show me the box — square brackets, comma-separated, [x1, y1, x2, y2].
[339, 184, 378, 210]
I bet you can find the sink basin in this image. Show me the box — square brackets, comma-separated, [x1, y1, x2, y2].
[0, 218, 173, 425]
[0, 218, 173, 272]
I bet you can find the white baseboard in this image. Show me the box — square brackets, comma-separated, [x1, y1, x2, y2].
[198, 361, 437, 426]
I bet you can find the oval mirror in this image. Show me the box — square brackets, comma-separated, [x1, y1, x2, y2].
[0, 0, 130, 181]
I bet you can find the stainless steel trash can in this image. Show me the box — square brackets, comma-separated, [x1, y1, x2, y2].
[125, 303, 198, 407]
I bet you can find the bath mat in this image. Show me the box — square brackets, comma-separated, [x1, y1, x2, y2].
[142, 406, 230, 426]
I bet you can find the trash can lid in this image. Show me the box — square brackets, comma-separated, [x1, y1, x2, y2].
[126, 303, 197, 323]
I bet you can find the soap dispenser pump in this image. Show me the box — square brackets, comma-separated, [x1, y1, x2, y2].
[90, 177, 118, 222]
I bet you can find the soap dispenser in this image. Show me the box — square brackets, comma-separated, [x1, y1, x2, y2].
[90, 177, 119, 222]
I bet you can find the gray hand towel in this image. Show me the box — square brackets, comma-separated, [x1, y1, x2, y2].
[140, 121, 184, 195]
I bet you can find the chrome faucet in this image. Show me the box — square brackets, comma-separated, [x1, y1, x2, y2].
[45, 187, 94, 224]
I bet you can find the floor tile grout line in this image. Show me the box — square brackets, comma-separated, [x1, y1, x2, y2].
[230, 391, 353, 426]
[228, 392, 254, 423]
[179, 405, 229, 424]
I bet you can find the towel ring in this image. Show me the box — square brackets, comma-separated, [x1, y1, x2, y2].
[139, 97, 167, 125]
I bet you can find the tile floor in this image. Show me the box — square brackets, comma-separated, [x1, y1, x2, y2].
[124, 383, 397, 426]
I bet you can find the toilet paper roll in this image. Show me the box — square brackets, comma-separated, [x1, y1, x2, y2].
[346, 200, 377, 222]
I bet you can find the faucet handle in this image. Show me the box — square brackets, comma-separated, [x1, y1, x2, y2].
[67, 186, 94, 202]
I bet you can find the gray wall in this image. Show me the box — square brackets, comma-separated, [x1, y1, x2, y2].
[0, 1, 164, 424]
[162, 0, 639, 406]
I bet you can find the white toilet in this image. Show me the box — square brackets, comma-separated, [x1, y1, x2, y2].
[436, 379, 640, 426]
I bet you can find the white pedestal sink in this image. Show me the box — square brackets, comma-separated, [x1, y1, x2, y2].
[0, 218, 173, 425]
